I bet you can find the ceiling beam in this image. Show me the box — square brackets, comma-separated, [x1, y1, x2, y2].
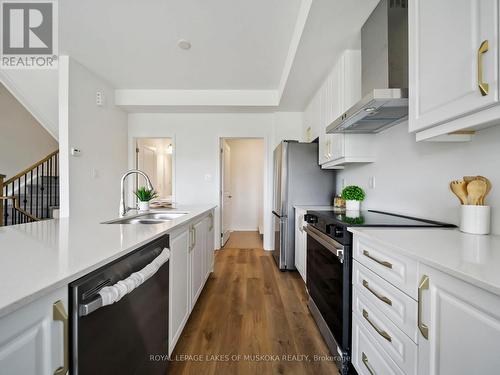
[115, 89, 280, 107]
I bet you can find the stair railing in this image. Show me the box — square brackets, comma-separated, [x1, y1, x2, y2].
[2, 149, 59, 225]
[0, 196, 39, 225]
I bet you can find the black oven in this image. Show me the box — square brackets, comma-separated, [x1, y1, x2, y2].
[304, 224, 353, 375]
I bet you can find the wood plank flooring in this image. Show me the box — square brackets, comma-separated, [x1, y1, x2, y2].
[223, 231, 264, 249]
[168, 232, 339, 375]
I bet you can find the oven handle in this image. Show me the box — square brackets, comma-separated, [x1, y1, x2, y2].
[79, 248, 170, 317]
[304, 224, 344, 263]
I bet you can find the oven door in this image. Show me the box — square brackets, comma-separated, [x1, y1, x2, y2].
[305, 224, 346, 354]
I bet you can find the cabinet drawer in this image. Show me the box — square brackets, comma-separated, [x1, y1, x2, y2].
[352, 314, 404, 375]
[353, 287, 417, 375]
[353, 260, 418, 342]
[353, 236, 418, 299]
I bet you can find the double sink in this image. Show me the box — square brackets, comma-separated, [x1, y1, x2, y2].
[103, 212, 189, 225]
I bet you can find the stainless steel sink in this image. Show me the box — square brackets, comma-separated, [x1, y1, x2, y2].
[103, 211, 189, 224]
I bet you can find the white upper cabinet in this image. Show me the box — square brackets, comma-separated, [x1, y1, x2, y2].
[305, 50, 375, 167]
[409, 0, 500, 140]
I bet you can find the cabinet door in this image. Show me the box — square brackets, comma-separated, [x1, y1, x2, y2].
[169, 227, 190, 355]
[190, 220, 206, 308]
[294, 209, 306, 282]
[0, 288, 68, 375]
[417, 264, 500, 375]
[409, 0, 499, 132]
[205, 212, 215, 276]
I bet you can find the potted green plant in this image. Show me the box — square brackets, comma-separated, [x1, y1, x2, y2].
[134, 187, 158, 211]
[341, 185, 365, 211]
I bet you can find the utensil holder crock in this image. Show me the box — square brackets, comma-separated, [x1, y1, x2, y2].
[460, 205, 491, 235]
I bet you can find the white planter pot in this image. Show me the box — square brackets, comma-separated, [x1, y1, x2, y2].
[345, 200, 361, 211]
[138, 201, 150, 211]
[460, 205, 490, 235]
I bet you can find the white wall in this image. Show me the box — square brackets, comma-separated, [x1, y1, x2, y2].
[59, 57, 128, 221]
[336, 123, 500, 234]
[0, 69, 59, 139]
[128, 112, 302, 250]
[0, 84, 58, 180]
[226, 139, 264, 231]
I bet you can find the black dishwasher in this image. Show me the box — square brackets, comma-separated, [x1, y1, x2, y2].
[69, 235, 169, 375]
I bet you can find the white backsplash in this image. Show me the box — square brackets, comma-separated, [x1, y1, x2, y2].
[336, 123, 500, 234]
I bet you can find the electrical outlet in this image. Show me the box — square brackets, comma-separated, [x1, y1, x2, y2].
[91, 168, 99, 179]
[341, 178, 346, 189]
[369, 176, 376, 189]
[96, 91, 104, 106]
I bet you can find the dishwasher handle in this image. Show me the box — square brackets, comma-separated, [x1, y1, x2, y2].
[79, 247, 170, 317]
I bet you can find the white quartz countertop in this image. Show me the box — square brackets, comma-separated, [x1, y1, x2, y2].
[0, 205, 216, 318]
[348, 227, 500, 296]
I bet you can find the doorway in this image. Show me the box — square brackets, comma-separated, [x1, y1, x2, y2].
[220, 138, 265, 248]
[135, 138, 174, 204]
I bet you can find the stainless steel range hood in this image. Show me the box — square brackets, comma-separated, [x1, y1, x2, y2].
[327, 0, 408, 134]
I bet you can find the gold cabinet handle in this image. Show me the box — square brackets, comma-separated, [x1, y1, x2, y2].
[478, 40, 489, 96]
[362, 352, 376, 375]
[53, 300, 68, 375]
[418, 275, 430, 339]
[208, 213, 214, 231]
[363, 280, 392, 306]
[363, 309, 392, 342]
[363, 250, 393, 269]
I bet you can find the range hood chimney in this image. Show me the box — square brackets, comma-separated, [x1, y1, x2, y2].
[327, 0, 408, 134]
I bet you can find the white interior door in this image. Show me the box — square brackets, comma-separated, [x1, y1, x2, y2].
[136, 143, 158, 191]
[221, 141, 232, 246]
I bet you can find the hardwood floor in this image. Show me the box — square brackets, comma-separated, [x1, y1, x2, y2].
[168, 234, 339, 375]
[223, 231, 264, 249]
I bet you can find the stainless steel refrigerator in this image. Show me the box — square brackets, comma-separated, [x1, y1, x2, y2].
[272, 140, 336, 270]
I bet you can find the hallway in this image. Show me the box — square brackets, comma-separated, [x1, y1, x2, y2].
[168, 232, 339, 375]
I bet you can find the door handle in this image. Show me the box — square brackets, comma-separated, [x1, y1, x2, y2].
[208, 213, 214, 231]
[53, 301, 69, 375]
[363, 309, 392, 342]
[478, 40, 489, 96]
[363, 280, 392, 306]
[361, 352, 375, 375]
[418, 275, 430, 339]
[362, 250, 393, 269]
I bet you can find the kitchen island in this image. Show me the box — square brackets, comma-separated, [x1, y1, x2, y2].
[0, 205, 216, 374]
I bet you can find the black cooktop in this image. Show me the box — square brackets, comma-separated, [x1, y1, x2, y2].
[308, 209, 456, 228]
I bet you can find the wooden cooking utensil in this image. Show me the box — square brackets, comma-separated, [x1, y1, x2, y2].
[463, 176, 476, 183]
[476, 176, 492, 205]
[450, 180, 468, 205]
[467, 179, 487, 205]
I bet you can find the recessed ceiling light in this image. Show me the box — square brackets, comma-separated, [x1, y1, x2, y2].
[177, 39, 191, 50]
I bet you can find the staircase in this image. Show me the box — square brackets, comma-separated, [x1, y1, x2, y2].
[1, 150, 59, 226]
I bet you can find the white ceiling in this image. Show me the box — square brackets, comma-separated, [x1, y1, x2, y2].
[60, 0, 301, 90]
[279, 0, 379, 110]
[59, 0, 379, 110]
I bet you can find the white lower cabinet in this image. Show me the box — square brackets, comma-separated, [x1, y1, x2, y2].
[0, 287, 68, 375]
[352, 234, 500, 375]
[169, 226, 191, 355]
[169, 210, 215, 355]
[294, 208, 307, 282]
[417, 264, 500, 375]
[352, 314, 404, 375]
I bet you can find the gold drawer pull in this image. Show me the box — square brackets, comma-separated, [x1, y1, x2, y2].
[362, 352, 376, 375]
[363, 280, 392, 306]
[53, 301, 69, 375]
[418, 275, 430, 340]
[363, 250, 393, 269]
[363, 309, 392, 342]
[478, 40, 489, 96]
